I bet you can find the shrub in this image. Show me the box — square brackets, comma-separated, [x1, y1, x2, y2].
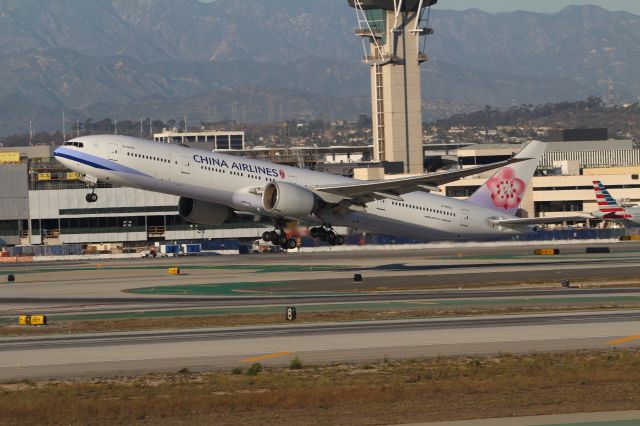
[289, 357, 303, 370]
[231, 367, 243, 375]
[246, 363, 262, 376]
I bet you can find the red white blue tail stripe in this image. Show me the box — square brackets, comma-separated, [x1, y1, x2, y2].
[593, 180, 631, 217]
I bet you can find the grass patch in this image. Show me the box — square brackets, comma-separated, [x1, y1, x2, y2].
[0, 350, 639, 425]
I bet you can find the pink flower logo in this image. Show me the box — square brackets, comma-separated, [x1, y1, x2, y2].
[279, 169, 286, 179]
[487, 167, 526, 210]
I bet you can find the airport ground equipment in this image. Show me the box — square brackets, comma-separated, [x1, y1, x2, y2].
[161, 244, 180, 256]
[7, 274, 14, 282]
[354, 273, 363, 282]
[181, 243, 202, 255]
[168, 267, 180, 275]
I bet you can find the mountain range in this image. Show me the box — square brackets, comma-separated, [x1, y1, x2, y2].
[0, 0, 638, 136]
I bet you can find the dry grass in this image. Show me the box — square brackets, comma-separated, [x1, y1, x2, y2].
[1, 350, 639, 425]
[3, 303, 640, 337]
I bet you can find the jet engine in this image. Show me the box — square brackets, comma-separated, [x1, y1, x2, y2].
[178, 197, 231, 225]
[262, 181, 318, 218]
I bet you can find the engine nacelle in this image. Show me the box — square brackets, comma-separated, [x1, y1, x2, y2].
[178, 197, 231, 225]
[262, 181, 318, 218]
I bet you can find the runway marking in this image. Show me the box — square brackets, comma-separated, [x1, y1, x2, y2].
[608, 335, 640, 346]
[241, 352, 291, 363]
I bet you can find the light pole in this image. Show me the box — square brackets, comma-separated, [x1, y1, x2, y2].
[122, 219, 132, 249]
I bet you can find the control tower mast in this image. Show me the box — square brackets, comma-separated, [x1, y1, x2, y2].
[348, 0, 437, 174]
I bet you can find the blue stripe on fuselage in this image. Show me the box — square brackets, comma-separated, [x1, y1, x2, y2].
[54, 148, 150, 177]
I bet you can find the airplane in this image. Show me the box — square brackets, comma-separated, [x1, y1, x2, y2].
[591, 180, 640, 226]
[54, 135, 552, 249]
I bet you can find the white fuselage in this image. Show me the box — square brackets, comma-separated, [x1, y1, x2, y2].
[54, 135, 534, 240]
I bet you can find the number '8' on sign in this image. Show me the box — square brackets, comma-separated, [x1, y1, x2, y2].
[286, 307, 297, 321]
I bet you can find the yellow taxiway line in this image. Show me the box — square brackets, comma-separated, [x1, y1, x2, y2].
[241, 352, 292, 363]
[608, 335, 640, 346]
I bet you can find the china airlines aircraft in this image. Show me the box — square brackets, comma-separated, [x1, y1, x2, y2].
[54, 135, 550, 249]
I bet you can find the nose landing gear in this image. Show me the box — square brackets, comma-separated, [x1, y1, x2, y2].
[310, 226, 345, 246]
[85, 189, 98, 203]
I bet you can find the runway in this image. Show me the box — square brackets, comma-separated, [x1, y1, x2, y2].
[2, 242, 640, 380]
[1, 310, 639, 380]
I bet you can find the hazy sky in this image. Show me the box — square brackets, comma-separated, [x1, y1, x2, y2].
[432, 0, 640, 14]
[197, 1, 640, 15]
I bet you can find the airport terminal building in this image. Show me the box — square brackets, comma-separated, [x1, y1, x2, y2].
[1, 129, 639, 248]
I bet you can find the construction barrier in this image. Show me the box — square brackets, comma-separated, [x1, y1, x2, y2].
[0, 256, 34, 263]
[18, 315, 47, 326]
[534, 248, 560, 255]
[586, 247, 610, 254]
[168, 267, 180, 275]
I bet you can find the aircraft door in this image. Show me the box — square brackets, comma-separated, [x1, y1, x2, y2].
[376, 198, 386, 211]
[108, 143, 119, 161]
[461, 209, 470, 227]
[181, 156, 191, 174]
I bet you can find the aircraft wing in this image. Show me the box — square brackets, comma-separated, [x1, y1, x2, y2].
[489, 216, 592, 227]
[312, 157, 528, 203]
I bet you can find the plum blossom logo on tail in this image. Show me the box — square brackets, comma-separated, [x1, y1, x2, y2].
[279, 169, 286, 179]
[487, 167, 526, 210]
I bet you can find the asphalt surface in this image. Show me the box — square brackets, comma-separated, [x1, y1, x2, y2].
[1, 310, 640, 380]
[2, 242, 640, 380]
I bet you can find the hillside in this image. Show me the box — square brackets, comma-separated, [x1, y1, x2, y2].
[0, 1, 638, 135]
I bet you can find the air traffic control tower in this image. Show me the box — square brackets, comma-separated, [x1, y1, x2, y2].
[348, 0, 437, 174]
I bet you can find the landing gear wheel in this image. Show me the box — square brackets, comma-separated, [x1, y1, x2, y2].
[326, 231, 336, 245]
[86, 192, 98, 203]
[310, 227, 319, 239]
[334, 235, 345, 246]
[317, 228, 327, 241]
[286, 238, 298, 250]
[262, 231, 272, 242]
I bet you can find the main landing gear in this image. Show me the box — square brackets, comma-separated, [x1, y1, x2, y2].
[310, 226, 345, 246]
[262, 228, 298, 250]
[85, 189, 98, 203]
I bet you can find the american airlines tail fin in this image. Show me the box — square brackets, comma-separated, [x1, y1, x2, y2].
[466, 140, 546, 215]
[593, 180, 622, 212]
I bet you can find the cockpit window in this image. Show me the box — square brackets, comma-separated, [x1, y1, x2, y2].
[63, 141, 84, 148]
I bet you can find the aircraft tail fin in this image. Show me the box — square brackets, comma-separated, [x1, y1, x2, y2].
[466, 140, 546, 215]
[593, 180, 622, 211]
